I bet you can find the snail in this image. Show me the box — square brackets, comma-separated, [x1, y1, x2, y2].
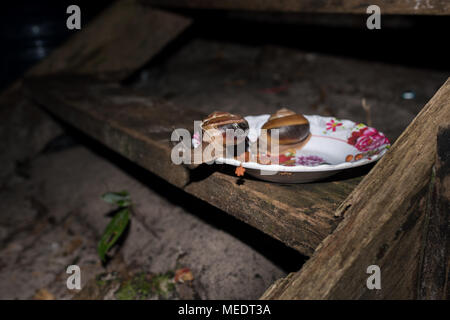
[201, 111, 249, 159]
[254, 108, 311, 164]
[261, 108, 310, 145]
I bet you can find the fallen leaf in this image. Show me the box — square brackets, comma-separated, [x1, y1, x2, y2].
[261, 81, 290, 94]
[174, 268, 194, 283]
[64, 237, 83, 256]
[97, 208, 130, 262]
[33, 288, 54, 300]
[102, 191, 131, 207]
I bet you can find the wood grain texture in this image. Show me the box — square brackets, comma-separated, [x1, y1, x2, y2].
[28, 0, 191, 80]
[145, 0, 450, 15]
[262, 78, 450, 299]
[24, 75, 362, 256]
[418, 125, 450, 300]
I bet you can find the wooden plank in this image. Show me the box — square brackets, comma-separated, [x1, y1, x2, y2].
[28, 0, 191, 80]
[417, 125, 450, 300]
[262, 78, 450, 299]
[2, 0, 191, 98]
[145, 0, 450, 15]
[24, 75, 362, 256]
[0, 0, 191, 162]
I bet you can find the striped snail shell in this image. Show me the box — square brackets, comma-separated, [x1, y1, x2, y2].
[201, 111, 249, 147]
[261, 108, 310, 145]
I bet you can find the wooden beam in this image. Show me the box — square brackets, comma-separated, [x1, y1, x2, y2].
[28, 0, 191, 80]
[262, 78, 450, 299]
[144, 0, 450, 15]
[417, 125, 450, 300]
[24, 75, 362, 257]
[2, 0, 191, 98]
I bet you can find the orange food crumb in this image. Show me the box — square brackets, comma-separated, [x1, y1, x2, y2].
[235, 164, 246, 177]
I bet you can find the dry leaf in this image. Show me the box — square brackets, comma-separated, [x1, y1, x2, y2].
[33, 288, 55, 300]
[174, 268, 194, 283]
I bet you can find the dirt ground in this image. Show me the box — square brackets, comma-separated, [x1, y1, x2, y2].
[1, 140, 299, 299]
[0, 38, 447, 300]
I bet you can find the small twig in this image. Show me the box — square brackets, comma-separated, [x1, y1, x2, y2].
[361, 98, 372, 127]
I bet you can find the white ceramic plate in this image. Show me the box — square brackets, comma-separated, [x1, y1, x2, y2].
[194, 114, 391, 183]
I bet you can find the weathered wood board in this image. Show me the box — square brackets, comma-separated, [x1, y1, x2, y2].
[418, 125, 450, 300]
[145, 0, 450, 15]
[28, 0, 191, 80]
[24, 75, 363, 257]
[261, 78, 450, 299]
[2, 0, 191, 98]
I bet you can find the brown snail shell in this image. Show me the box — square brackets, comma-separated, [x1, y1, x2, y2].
[201, 111, 249, 158]
[201, 111, 248, 132]
[261, 108, 310, 145]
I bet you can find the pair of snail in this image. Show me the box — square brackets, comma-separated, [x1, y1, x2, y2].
[200, 108, 310, 161]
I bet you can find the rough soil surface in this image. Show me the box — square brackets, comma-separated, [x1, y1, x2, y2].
[0, 140, 295, 299]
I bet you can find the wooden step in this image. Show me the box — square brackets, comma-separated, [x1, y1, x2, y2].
[261, 78, 450, 299]
[145, 0, 450, 15]
[24, 75, 363, 256]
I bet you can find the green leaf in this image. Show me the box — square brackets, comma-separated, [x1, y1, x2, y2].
[101, 191, 131, 207]
[97, 208, 130, 262]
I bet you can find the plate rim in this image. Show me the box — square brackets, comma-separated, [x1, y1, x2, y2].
[215, 150, 386, 172]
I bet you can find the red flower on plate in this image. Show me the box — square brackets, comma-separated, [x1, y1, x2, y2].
[279, 154, 292, 163]
[326, 119, 343, 132]
[278, 154, 296, 166]
[347, 127, 389, 152]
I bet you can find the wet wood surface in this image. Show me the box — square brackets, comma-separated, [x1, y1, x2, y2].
[24, 75, 362, 257]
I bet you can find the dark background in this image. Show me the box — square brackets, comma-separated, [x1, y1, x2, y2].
[1, 1, 449, 90]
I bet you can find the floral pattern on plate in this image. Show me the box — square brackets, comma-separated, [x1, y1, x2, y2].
[270, 116, 390, 167]
[277, 152, 327, 167]
[293, 116, 391, 167]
